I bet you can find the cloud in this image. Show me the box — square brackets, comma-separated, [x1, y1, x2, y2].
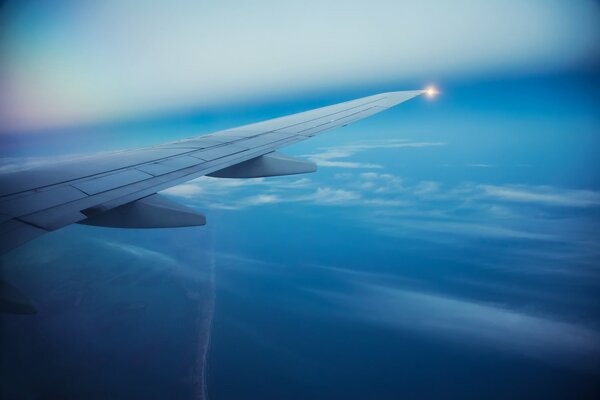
[306, 140, 446, 169]
[162, 177, 276, 201]
[467, 163, 493, 168]
[300, 187, 361, 204]
[4, 0, 598, 131]
[93, 239, 218, 283]
[165, 175, 362, 208]
[306, 148, 382, 169]
[160, 167, 599, 262]
[321, 282, 600, 369]
[232, 187, 361, 208]
[241, 194, 282, 206]
[413, 180, 439, 195]
[160, 243, 600, 371]
[310, 160, 383, 169]
[478, 184, 600, 207]
[0, 157, 62, 173]
[163, 176, 313, 206]
[162, 183, 204, 198]
[97, 240, 178, 266]
[156, 242, 600, 371]
[0, 151, 111, 172]
[371, 217, 558, 242]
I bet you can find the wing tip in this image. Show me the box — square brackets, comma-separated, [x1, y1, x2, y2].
[374, 89, 427, 107]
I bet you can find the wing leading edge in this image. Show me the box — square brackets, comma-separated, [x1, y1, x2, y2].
[0, 90, 425, 254]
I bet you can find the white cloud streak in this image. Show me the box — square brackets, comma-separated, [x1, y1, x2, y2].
[160, 169, 600, 271]
[161, 183, 204, 199]
[479, 184, 600, 207]
[97, 240, 178, 266]
[306, 140, 446, 169]
[163, 243, 600, 370]
[320, 282, 600, 369]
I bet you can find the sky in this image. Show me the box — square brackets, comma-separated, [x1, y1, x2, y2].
[1, 1, 600, 399]
[1, 0, 599, 132]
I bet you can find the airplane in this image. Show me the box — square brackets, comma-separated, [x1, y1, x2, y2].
[0, 89, 429, 313]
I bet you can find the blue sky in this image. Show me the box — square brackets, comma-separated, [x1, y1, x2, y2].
[1, 1, 600, 399]
[1, 0, 599, 132]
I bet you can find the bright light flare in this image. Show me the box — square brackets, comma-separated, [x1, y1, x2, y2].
[425, 86, 439, 98]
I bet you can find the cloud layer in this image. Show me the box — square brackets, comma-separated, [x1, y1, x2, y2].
[316, 280, 600, 369]
[162, 138, 600, 282]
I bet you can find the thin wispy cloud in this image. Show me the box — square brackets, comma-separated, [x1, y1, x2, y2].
[371, 217, 558, 242]
[240, 194, 283, 206]
[96, 240, 178, 266]
[478, 184, 600, 207]
[309, 159, 383, 169]
[161, 183, 204, 199]
[163, 176, 312, 208]
[301, 187, 361, 205]
[164, 167, 600, 219]
[152, 243, 600, 372]
[306, 140, 446, 169]
[93, 239, 218, 283]
[162, 168, 600, 273]
[232, 187, 362, 208]
[318, 282, 600, 370]
[467, 163, 493, 168]
[0, 151, 115, 172]
[306, 148, 382, 169]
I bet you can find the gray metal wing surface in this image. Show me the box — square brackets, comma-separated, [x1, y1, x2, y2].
[0, 90, 424, 254]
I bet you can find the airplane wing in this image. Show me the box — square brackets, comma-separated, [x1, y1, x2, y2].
[0, 90, 425, 255]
